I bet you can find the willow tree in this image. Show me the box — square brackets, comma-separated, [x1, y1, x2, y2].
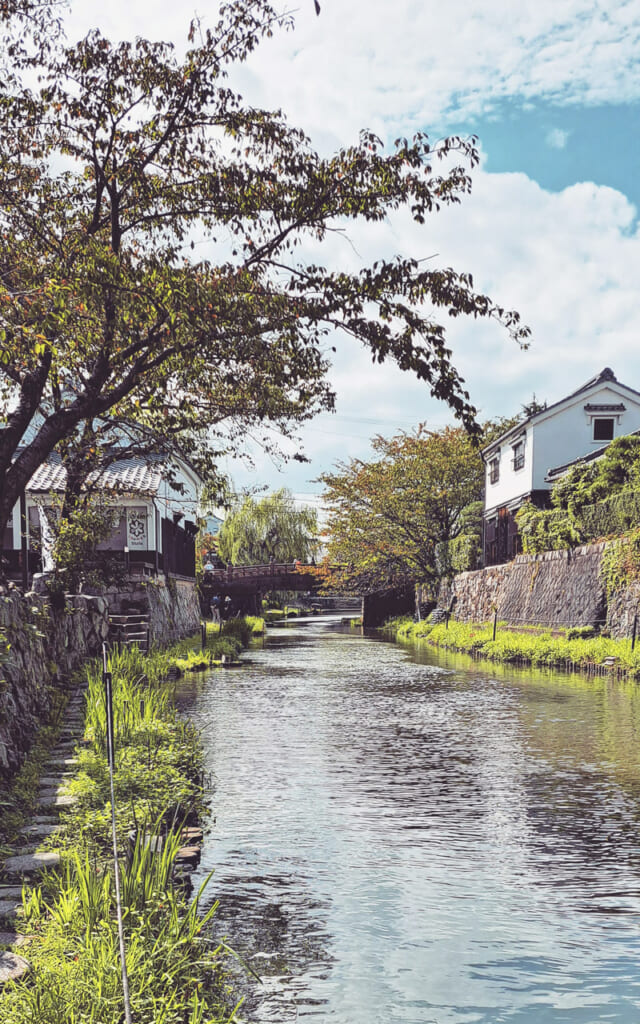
[0, 0, 529, 546]
[218, 489, 318, 565]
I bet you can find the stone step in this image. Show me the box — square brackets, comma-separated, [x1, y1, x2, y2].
[46, 757, 79, 770]
[0, 931, 29, 949]
[38, 793, 76, 809]
[180, 826, 204, 845]
[32, 815, 59, 825]
[19, 823, 60, 841]
[0, 900, 21, 919]
[0, 887, 23, 900]
[39, 787, 69, 801]
[175, 845, 201, 869]
[3, 851, 61, 877]
[38, 776, 71, 788]
[0, 950, 29, 984]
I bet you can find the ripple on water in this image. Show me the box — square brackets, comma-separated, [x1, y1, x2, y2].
[179, 619, 640, 1023]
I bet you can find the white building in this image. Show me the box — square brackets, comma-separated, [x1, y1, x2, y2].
[481, 368, 640, 564]
[3, 451, 202, 581]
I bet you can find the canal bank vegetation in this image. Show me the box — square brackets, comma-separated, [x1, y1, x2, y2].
[172, 616, 266, 672]
[516, 436, 640, 555]
[0, 640, 243, 1023]
[388, 616, 640, 677]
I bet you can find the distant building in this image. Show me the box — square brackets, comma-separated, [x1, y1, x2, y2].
[482, 368, 640, 565]
[202, 512, 224, 537]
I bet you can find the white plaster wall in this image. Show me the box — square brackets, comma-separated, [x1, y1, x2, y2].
[484, 425, 533, 511]
[156, 459, 200, 526]
[531, 384, 640, 491]
[485, 382, 640, 511]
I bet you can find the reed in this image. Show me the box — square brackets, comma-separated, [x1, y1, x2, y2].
[0, 635, 237, 1023]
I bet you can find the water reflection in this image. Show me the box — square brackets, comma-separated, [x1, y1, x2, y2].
[179, 618, 640, 1023]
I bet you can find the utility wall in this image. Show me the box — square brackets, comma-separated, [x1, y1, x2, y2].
[435, 540, 639, 640]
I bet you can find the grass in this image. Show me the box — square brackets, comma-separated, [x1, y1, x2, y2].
[387, 616, 640, 677]
[167, 616, 266, 673]
[0, 631, 249, 1024]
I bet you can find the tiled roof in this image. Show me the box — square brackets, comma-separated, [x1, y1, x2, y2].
[27, 453, 165, 494]
[546, 427, 640, 481]
[482, 367, 640, 457]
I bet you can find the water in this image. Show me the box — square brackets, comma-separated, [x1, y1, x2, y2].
[177, 617, 640, 1023]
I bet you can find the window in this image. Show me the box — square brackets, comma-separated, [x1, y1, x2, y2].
[512, 441, 525, 471]
[489, 457, 499, 484]
[593, 418, 614, 442]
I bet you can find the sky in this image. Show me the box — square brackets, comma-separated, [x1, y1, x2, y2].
[68, 0, 640, 511]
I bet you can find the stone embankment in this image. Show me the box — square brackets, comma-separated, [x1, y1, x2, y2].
[0, 576, 201, 777]
[105, 577, 201, 643]
[0, 588, 108, 776]
[433, 540, 639, 639]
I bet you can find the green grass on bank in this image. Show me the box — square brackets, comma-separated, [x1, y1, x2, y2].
[0, 635, 246, 1024]
[171, 616, 266, 672]
[263, 607, 305, 622]
[387, 616, 640, 677]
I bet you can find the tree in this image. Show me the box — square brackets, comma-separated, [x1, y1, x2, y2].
[0, 0, 529, 550]
[217, 488, 318, 565]
[320, 425, 489, 593]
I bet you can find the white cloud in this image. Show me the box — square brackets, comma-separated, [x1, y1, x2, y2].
[546, 128, 570, 149]
[230, 167, 640, 490]
[66, 1, 640, 145]
[58, 1, 640, 493]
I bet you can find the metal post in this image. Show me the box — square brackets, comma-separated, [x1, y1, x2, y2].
[201, 621, 206, 651]
[632, 610, 638, 652]
[102, 644, 133, 1024]
[492, 609, 498, 641]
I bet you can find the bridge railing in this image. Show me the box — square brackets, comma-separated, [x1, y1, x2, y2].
[206, 562, 315, 582]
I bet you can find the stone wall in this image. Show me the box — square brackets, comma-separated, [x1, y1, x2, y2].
[0, 587, 109, 776]
[0, 575, 201, 778]
[434, 540, 640, 641]
[437, 542, 609, 629]
[104, 576, 201, 642]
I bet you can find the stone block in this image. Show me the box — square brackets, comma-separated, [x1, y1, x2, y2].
[0, 950, 29, 984]
[3, 851, 61, 876]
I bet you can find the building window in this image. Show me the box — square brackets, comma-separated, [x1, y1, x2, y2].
[512, 441, 525, 471]
[489, 457, 499, 484]
[593, 418, 614, 442]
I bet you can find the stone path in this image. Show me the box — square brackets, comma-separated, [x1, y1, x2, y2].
[0, 684, 87, 983]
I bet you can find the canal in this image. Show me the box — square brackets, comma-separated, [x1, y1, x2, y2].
[176, 616, 640, 1023]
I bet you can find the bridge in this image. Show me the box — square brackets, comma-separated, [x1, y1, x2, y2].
[200, 562, 339, 615]
[203, 561, 334, 592]
[200, 562, 415, 625]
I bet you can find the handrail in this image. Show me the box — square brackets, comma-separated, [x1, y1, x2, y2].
[204, 562, 336, 581]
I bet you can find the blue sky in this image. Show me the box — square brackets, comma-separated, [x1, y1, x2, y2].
[452, 101, 640, 207]
[69, 0, 640, 509]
